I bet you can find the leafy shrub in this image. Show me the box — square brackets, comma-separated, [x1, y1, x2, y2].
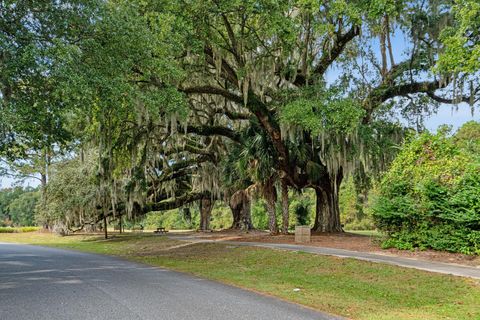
[143, 209, 199, 230]
[0, 226, 40, 233]
[294, 202, 310, 226]
[373, 122, 480, 255]
[0, 227, 15, 233]
[19, 227, 40, 233]
[344, 219, 375, 231]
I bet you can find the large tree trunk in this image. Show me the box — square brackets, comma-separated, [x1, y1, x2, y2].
[229, 190, 253, 230]
[265, 198, 278, 235]
[280, 178, 289, 234]
[263, 178, 278, 235]
[230, 204, 242, 229]
[312, 171, 343, 233]
[199, 198, 213, 231]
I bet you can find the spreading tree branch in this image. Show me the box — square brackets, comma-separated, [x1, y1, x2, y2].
[294, 25, 360, 86]
[186, 125, 241, 143]
[182, 85, 243, 104]
[144, 191, 211, 212]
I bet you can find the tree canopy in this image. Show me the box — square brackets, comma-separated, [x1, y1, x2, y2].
[1, 0, 479, 236]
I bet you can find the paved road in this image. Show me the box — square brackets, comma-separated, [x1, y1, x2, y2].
[0, 243, 339, 320]
[169, 235, 480, 280]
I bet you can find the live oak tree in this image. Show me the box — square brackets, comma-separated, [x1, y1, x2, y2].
[166, 0, 479, 232]
[4, 0, 479, 234]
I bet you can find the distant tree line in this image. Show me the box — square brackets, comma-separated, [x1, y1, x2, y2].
[0, 187, 39, 227]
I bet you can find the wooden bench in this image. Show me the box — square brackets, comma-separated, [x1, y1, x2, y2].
[153, 227, 167, 234]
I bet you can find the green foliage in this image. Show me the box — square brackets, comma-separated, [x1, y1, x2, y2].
[251, 200, 269, 230]
[373, 122, 480, 254]
[0, 187, 24, 225]
[38, 151, 102, 231]
[290, 191, 315, 226]
[209, 203, 233, 230]
[293, 200, 310, 226]
[436, 0, 480, 74]
[0, 187, 39, 227]
[340, 177, 377, 230]
[251, 190, 316, 230]
[0, 226, 40, 233]
[18, 226, 40, 232]
[143, 209, 199, 230]
[8, 191, 40, 226]
[0, 1, 98, 159]
[280, 85, 364, 135]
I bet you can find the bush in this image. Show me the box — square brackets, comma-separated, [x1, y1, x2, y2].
[344, 219, 375, 231]
[143, 209, 199, 230]
[0, 226, 40, 233]
[19, 226, 40, 233]
[373, 122, 480, 255]
[0, 227, 15, 233]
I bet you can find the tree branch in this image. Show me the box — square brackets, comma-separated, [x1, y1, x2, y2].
[144, 191, 210, 212]
[294, 25, 360, 86]
[212, 108, 251, 120]
[186, 125, 242, 143]
[204, 46, 239, 86]
[182, 85, 243, 104]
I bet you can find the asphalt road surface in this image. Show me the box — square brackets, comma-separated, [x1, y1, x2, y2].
[0, 243, 339, 320]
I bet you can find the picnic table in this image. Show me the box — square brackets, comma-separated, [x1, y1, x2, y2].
[153, 227, 167, 234]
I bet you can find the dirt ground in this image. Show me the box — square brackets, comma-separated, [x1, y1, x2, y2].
[190, 229, 480, 267]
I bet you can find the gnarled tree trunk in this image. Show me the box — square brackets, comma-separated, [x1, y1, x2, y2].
[280, 178, 289, 234]
[229, 190, 253, 230]
[199, 198, 213, 231]
[312, 170, 343, 233]
[263, 178, 278, 235]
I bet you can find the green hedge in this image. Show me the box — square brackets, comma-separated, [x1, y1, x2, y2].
[0, 226, 40, 233]
[19, 226, 40, 232]
[373, 122, 480, 255]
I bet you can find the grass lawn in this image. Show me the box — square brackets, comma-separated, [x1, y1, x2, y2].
[1, 232, 479, 320]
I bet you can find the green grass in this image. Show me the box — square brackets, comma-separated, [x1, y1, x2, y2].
[1, 232, 479, 320]
[0, 232, 181, 255]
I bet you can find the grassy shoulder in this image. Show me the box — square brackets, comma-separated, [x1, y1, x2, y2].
[1, 232, 479, 320]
